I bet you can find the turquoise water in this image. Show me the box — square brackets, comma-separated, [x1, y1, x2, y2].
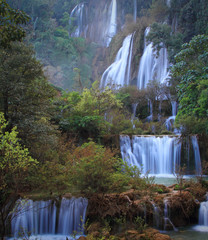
[166, 226, 208, 240]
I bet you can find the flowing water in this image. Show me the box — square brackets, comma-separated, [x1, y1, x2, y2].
[10, 198, 88, 239]
[137, 27, 170, 89]
[165, 101, 177, 132]
[120, 135, 202, 176]
[69, 0, 117, 46]
[69, 3, 87, 38]
[100, 33, 135, 89]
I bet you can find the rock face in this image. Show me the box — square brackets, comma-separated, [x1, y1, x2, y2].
[87, 184, 206, 231]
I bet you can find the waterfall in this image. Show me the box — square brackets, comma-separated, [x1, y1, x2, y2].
[11, 198, 88, 238]
[100, 33, 135, 89]
[152, 203, 160, 229]
[58, 198, 88, 235]
[120, 135, 182, 175]
[165, 101, 177, 132]
[120, 135, 202, 176]
[134, 0, 137, 22]
[166, 0, 171, 7]
[199, 201, 208, 227]
[106, 0, 117, 46]
[120, 135, 141, 168]
[137, 27, 169, 89]
[164, 199, 177, 231]
[69, 3, 87, 38]
[199, 193, 208, 227]
[146, 100, 153, 122]
[193, 194, 208, 232]
[191, 135, 202, 175]
[69, 0, 117, 46]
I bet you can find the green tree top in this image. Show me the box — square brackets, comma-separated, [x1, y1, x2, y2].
[0, 0, 30, 47]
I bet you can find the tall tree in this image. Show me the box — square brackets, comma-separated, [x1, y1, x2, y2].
[0, 42, 57, 157]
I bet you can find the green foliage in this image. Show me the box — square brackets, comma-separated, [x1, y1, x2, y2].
[0, 0, 30, 47]
[172, 34, 208, 134]
[67, 141, 128, 194]
[169, 0, 208, 42]
[0, 112, 38, 209]
[0, 42, 58, 158]
[146, 22, 183, 62]
[58, 86, 124, 138]
[124, 164, 147, 190]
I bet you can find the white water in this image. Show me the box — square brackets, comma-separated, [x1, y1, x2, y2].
[100, 33, 135, 89]
[106, 0, 117, 46]
[69, 3, 87, 38]
[165, 101, 177, 131]
[120, 135, 202, 176]
[152, 203, 160, 229]
[146, 100, 153, 122]
[193, 194, 208, 232]
[191, 135, 202, 175]
[166, 0, 171, 7]
[11, 198, 88, 239]
[120, 135, 182, 175]
[69, 0, 117, 46]
[137, 27, 170, 89]
[164, 199, 177, 231]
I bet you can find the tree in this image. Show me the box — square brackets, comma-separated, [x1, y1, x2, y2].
[0, 113, 38, 239]
[58, 83, 123, 139]
[0, 42, 58, 158]
[0, 0, 30, 47]
[172, 34, 208, 134]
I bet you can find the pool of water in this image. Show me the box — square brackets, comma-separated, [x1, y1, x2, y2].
[153, 175, 208, 186]
[165, 226, 208, 240]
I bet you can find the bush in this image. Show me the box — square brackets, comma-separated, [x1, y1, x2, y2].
[67, 141, 128, 194]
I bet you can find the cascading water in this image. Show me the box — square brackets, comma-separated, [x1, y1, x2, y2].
[58, 198, 88, 235]
[133, 0, 137, 22]
[120, 135, 202, 176]
[100, 33, 135, 89]
[120, 135, 141, 168]
[146, 100, 153, 122]
[69, 0, 117, 46]
[152, 203, 160, 229]
[106, 0, 117, 46]
[163, 199, 177, 231]
[199, 201, 208, 227]
[193, 194, 208, 232]
[120, 135, 182, 176]
[69, 3, 87, 38]
[137, 27, 170, 89]
[165, 101, 177, 131]
[191, 135, 202, 175]
[11, 198, 88, 239]
[166, 0, 171, 7]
